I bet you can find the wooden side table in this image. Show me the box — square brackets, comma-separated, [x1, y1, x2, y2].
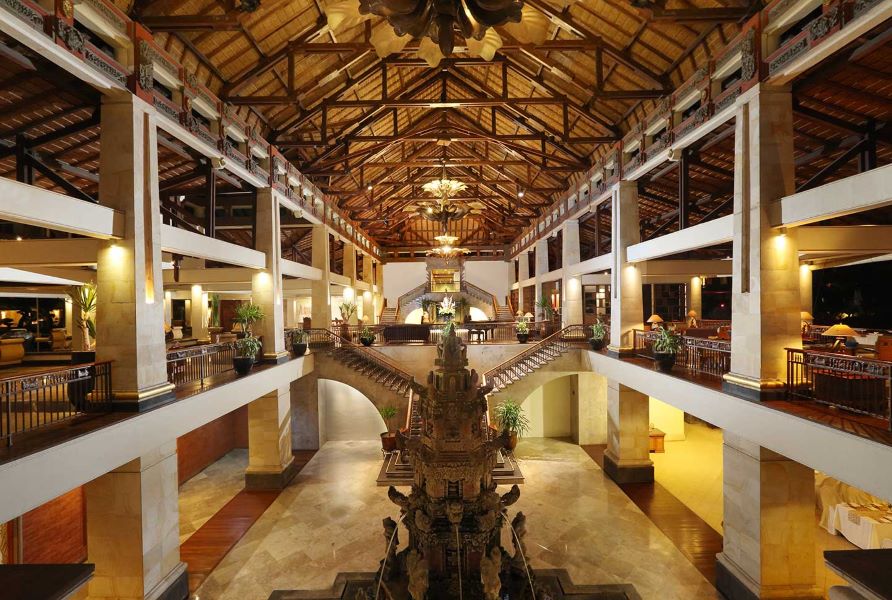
[649, 428, 665, 453]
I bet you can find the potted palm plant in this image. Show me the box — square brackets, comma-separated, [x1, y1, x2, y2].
[338, 301, 357, 338]
[515, 319, 529, 343]
[233, 302, 264, 336]
[589, 320, 607, 351]
[291, 329, 308, 356]
[67, 283, 97, 409]
[652, 326, 681, 373]
[493, 399, 530, 451]
[359, 326, 375, 347]
[379, 405, 399, 452]
[233, 335, 261, 376]
[207, 293, 222, 340]
[536, 296, 555, 336]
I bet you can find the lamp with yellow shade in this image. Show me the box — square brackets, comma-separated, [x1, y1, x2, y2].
[801, 311, 815, 336]
[823, 323, 858, 352]
[646, 314, 664, 330]
[687, 310, 698, 327]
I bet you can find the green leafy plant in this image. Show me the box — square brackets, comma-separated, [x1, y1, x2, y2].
[208, 293, 221, 328]
[234, 302, 264, 334]
[360, 326, 375, 342]
[536, 296, 555, 319]
[339, 301, 357, 321]
[590, 320, 607, 341]
[235, 335, 262, 358]
[67, 282, 97, 351]
[652, 326, 681, 355]
[379, 405, 398, 431]
[493, 399, 530, 437]
[291, 329, 307, 344]
[515, 320, 529, 335]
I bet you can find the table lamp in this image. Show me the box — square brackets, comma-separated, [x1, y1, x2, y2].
[800, 311, 814, 336]
[687, 310, 698, 327]
[823, 323, 858, 352]
[646, 314, 664, 330]
[523, 312, 534, 323]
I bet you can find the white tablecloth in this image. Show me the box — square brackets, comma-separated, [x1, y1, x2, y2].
[827, 503, 892, 549]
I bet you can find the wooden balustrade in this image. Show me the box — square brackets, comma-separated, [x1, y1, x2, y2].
[166, 342, 236, 389]
[633, 329, 732, 377]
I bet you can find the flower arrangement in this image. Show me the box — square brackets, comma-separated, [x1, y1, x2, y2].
[515, 320, 529, 335]
[439, 296, 456, 335]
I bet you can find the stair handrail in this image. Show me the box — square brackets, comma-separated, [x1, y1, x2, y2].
[482, 324, 588, 389]
[397, 282, 430, 313]
[460, 281, 499, 313]
[304, 328, 422, 391]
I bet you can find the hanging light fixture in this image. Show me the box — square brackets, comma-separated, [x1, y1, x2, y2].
[417, 167, 471, 225]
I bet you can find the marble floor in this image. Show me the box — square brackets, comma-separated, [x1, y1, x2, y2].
[180, 449, 248, 544]
[195, 438, 717, 600]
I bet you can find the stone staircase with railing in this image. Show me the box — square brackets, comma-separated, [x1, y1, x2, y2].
[379, 306, 399, 324]
[482, 325, 590, 400]
[495, 305, 514, 321]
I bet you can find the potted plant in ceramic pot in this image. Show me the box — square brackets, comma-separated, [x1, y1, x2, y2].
[515, 319, 529, 343]
[233, 302, 264, 336]
[291, 329, 308, 356]
[652, 326, 681, 373]
[536, 296, 555, 337]
[67, 282, 97, 409]
[589, 320, 607, 351]
[493, 399, 530, 452]
[233, 335, 261, 376]
[359, 326, 376, 347]
[338, 301, 357, 339]
[379, 405, 399, 453]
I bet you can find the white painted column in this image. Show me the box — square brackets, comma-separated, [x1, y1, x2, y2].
[310, 225, 331, 329]
[603, 379, 652, 483]
[517, 252, 530, 314]
[246, 386, 296, 489]
[562, 219, 583, 326]
[608, 181, 644, 354]
[534, 238, 548, 320]
[374, 260, 384, 323]
[799, 264, 813, 316]
[85, 441, 186, 600]
[724, 88, 801, 400]
[688, 275, 703, 322]
[717, 432, 817, 599]
[190, 284, 208, 342]
[362, 255, 374, 324]
[95, 92, 172, 409]
[252, 188, 288, 362]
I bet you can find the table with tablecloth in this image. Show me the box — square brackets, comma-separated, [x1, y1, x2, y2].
[825, 502, 892, 549]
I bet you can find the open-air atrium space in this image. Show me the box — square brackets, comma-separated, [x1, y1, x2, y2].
[0, 0, 891, 598]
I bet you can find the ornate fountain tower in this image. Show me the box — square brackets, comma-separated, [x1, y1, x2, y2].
[387, 328, 520, 599]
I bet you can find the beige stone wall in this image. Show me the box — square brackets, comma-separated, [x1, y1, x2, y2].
[248, 387, 294, 477]
[605, 379, 651, 468]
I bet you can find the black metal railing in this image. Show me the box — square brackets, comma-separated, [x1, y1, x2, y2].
[313, 321, 558, 346]
[483, 324, 589, 392]
[1, 361, 113, 446]
[787, 348, 892, 427]
[166, 342, 236, 388]
[633, 329, 732, 377]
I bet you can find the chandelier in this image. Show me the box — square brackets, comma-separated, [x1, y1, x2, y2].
[417, 175, 471, 224]
[421, 178, 466, 198]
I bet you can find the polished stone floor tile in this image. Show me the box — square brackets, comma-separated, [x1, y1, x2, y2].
[179, 449, 248, 544]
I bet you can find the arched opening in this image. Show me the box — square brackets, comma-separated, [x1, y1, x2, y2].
[519, 375, 575, 439]
[318, 379, 386, 441]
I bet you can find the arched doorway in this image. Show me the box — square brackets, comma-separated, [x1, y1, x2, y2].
[317, 379, 385, 441]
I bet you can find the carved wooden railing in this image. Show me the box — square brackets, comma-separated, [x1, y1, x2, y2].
[1, 361, 113, 446]
[633, 329, 732, 377]
[166, 341, 236, 389]
[482, 325, 589, 392]
[397, 282, 430, 314]
[461, 281, 499, 314]
[787, 348, 891, 428]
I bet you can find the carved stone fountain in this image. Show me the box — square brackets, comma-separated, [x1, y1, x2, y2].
[272, 330, 639, 600]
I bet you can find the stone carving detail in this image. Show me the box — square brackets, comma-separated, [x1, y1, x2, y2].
[186, 72, 200, 89]
[768, 35, 809, 75]
[138, 63, 154, 91]
[853, 0, 881, 17]
[2, 0, 46, 31]
[740, 30, 756, 81]
[480, 547, 502, 600]
[808, 6, 838, 40]
[82, 0, 127, 32]
[55, 19, 85, 53]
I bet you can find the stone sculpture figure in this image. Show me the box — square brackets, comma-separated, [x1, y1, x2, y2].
[406, 549, 429, 600]
[510, 511, 528, 573]
[480, 546, 503, 600]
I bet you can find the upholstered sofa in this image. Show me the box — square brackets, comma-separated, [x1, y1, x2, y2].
[0, 338, 26, 367]
[382, 324, 431, 343]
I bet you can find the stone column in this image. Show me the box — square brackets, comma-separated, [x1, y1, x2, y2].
[688, 275, 703, 322]
[374, 260, 385, 323]
[85, 442, 186, 600]
[534, 238, 548, 320]
[190, 284, 208, 342]
[291, 375, 322, 450]
[608, 181, 644, 355]
[562, 219, 583, 326]
[799, 264, 813, 316]
[252, 188, 288, 363]
[362, 254, 374, 324]
[571, 372, 608, 445]
[310, 225, 331, 329]
[95, 92, 172, 410]
[517, 252, 530, 315]
[717, 432, 817, 599]
[343, 243, 357, 282]
[603, 379, 653, 483]
[246, 386, 296, 489]
[723, 88, 801, 400]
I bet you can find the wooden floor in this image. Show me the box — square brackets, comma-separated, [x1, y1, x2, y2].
[180, 450, 317, 593]
[582, 444, 724, 587]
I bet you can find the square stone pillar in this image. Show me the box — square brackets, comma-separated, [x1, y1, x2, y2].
[361, 255, 374, 323]
[723, 87, 801, 401]
[246, 386, 297, 489]
[85, 442, 187, 600]
[190, 284, 208, 342]
[608, 181, 644, 355]
[374, 261, 384, 323]
[291, 375, 322, 450]
[799, 264, 812, 316]
[342, 242, 357, 282]
[310, 225, 331, 329]
[571, 372, 608, 445]
[96, 91, 173, 410]
[717, 432, 817, 600]
[603, 379, 653, 483]
[561, 219, 583, 326]
[688, 275, 703, 322]
[252, 188, 288, 363]
[517, 252, 530, 315]
[534, 238, 549, 320]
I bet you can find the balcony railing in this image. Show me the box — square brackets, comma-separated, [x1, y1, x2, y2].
[319, 321, 558, 345]
[166, 342, 236, 389]
[633, 329, 732, 377]
[1, 361, 113, 446]
[786, 348, 891, 428]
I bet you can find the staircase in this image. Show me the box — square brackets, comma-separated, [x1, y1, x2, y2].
[495, 305, 514, 321]
[483, 325, 590, 396]
[379, 306, 399, 324]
